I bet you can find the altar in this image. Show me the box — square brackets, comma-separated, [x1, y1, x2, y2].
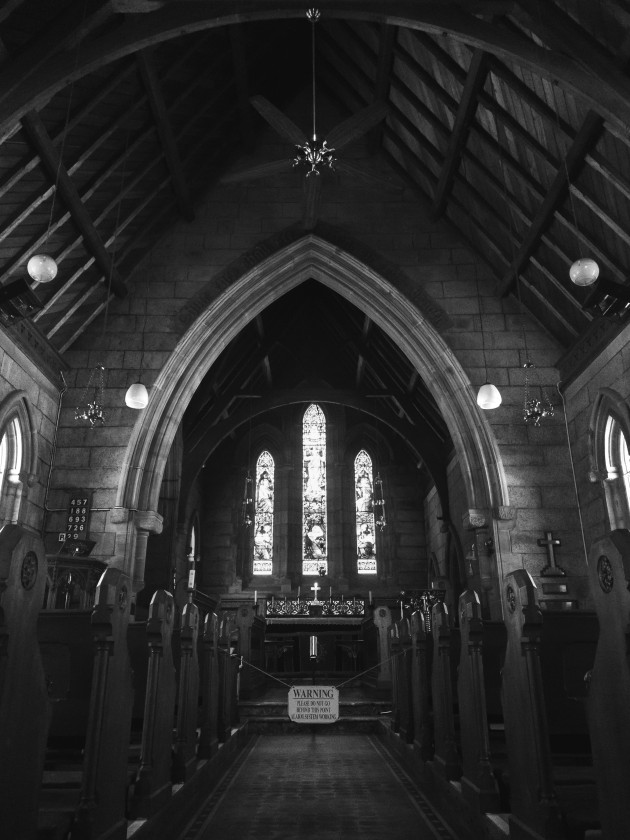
[262, 581, 368, 673]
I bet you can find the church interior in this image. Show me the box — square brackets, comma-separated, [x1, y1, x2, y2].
[1, 1, 630, 838]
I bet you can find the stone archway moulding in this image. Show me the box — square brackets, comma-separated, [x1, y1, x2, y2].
[116, 231, 510, 534]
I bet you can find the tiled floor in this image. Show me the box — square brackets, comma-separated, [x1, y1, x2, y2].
[180, 734, 458, 840]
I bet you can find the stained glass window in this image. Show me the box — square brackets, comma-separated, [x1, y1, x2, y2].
[303, 404, 327, 575]
[355, 450, 377, 574]
[253, 450, 274, 575]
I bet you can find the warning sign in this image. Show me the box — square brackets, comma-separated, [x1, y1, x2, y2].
[287, 686, 339, 724]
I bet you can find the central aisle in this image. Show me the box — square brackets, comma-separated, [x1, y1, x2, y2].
[179, 733, 458, 840]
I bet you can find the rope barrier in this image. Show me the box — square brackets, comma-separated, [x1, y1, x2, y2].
[238, 647, 408, 692]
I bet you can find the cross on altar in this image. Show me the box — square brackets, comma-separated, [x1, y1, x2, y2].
[537, 531, 566, 577]
[310, 581, 321, 603]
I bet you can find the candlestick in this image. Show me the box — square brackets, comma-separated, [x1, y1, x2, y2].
[298, 586, 301, 599]
[369, 590, 372, 605]
[400, 602, 403, 620]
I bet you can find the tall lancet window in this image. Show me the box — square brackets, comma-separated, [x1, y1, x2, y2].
[303, 404, 327, 575]
[253, 450, 274, 575]
[355, 450, 377, 574]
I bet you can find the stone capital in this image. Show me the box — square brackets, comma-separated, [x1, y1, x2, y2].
[135, 510, 163, 534]
[493, 506, 517, 524]
[463, 509, 487, 530]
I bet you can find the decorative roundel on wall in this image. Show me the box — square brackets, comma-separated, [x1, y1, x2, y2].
[506, 584, 517, 613]
[20, 551, 38, 590]
[597, 555, 614, 593]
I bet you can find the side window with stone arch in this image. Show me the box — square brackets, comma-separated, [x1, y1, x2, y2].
[590, 389, 630, 530]
[355, 449, 377, 574]
[0, 392, 36, 525]
[253, 450, 274, 575]
[303, 404, 327, 575]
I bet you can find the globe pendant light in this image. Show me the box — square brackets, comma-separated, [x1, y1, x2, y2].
[27, 253, 58, 284]
[569, 257, 599, 287]
[125, 382, 148, 409]
[477, 382, 502, 410]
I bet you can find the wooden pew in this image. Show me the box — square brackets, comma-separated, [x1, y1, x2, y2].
[0, 526, 50, 840]
[235, 603, 267, 698]
[456, 589, 500, 813]
[585, 529, 630, 839]
[39, 610, 93, 743]
[217, 612, 239, 742]
[72, 568, 134, 840]
[198, 611, 219, 759]
[501, 569, 564, 840]
[410, 610, 433, 760]
[430, 601, 461, 781]
[172, 601, 200, 782]
[389, 618, 414, 743]
[129, 589, 176, 817]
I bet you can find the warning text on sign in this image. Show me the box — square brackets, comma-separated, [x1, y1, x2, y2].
[287, 686, 339, 724]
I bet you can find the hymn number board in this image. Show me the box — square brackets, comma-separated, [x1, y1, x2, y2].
[66, 493, 91, 541]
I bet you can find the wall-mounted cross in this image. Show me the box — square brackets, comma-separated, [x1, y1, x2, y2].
[310, 581, 321, 603]
[537, 531, 566, 577]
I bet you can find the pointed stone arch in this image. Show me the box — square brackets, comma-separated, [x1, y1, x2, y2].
[116, 226, 509, 571]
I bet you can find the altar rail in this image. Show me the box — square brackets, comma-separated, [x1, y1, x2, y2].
[265, 597, 366, 617]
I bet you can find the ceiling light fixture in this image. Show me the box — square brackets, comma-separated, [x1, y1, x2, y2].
[462, 154, 501, 411]
[27, 25, 84, 286]
[553, 110, 600, 287]
[475, 267, 502, 410]
[293, 9, 337, 177]
[125, 382, 148, 409]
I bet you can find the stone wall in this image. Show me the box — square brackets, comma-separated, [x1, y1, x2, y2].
[43, 92, 582, 599]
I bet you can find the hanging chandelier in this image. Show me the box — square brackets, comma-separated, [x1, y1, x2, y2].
[522, 359, 554, 426]
[293, 9, 337, 177]
[75, 364, 106, 426]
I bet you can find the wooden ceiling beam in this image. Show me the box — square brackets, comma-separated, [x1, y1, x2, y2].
[0, 0, 113, 113]
[2, 1, 630, 141]
[409, 32, 558, 172]
[512, 0, 630, 86]
[137, 48, 194, 221]
[498, 111, 604, 297]
[21, 111, 127, 298]
[367, 23, 397, 153]
[35, 54, 238, 330]
[431, 48, 488, 219]
[229, 24, 254, 149]
[59, 296, 111, 355]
